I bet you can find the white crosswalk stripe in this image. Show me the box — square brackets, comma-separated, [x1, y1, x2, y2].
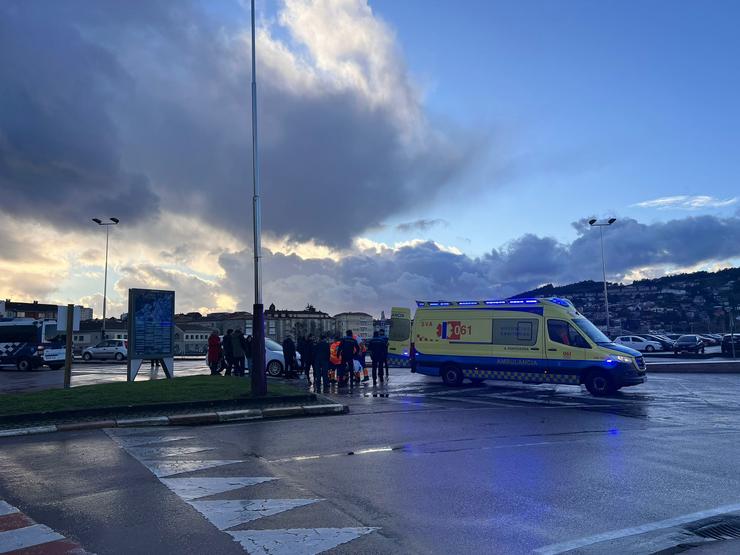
[228, 527, 379, 555]
[126, 445, 215, 459]
[188, 499, 321, 530]
[142, 459, 245, 478]
[160, 477, 276, 500]
[0, 501, 19, 517]
[109, 434, 196, 448]
[0, 524, 65, 554]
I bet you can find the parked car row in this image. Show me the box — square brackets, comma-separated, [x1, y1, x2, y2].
[614, 332, 738, 356]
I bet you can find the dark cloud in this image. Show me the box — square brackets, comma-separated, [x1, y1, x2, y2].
[0, 0, 481, 246]
[0, 1, 161, 228]
[212, 214, 740, 315]
[395, 219, 448, 233]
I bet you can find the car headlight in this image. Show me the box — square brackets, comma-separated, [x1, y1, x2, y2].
[615, 355, 632, 364]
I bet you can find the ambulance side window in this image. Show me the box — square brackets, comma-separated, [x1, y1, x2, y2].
[492, 319, 539, 346]
[547, 319, 590, 349]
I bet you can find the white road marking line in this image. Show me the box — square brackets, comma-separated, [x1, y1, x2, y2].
[108, 435, 197, 448]
[188, 499, 322, 530]
[228, 527, 378, 555]
[142, 460, 245, 478]
[534, 502, 740, 554]
[126, 446, 215, 459]
[103, 426, 174, 436]
[0, 501, 19, 517]
[160, 477, 277, 500]
[0, 524, 65, 554]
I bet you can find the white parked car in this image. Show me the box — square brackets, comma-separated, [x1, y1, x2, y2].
[614, 335, 661, 353]
[82, 339, 128, 361]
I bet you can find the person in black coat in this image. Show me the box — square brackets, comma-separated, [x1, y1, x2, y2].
[312, 335, 330, 389]
[368, 331, 386, 384]
[338, 330, 359, 388]
[282, 335, 297, 378]
[222, 329, 234, 376]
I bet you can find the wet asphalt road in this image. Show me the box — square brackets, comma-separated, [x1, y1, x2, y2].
[1, 370, 740, 554]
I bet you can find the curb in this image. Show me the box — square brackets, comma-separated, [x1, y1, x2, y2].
[0, 402, 347, 439]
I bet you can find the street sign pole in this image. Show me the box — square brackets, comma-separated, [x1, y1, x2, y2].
[63, 303, 74, 388]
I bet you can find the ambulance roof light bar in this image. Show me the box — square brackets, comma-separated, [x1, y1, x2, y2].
[416, 298, 542, 307]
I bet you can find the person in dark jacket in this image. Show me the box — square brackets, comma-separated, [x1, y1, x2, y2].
[378, 328, 390, 378]
[297, 335, 313, 384]
[230, 329, 246, 376]
[338, 330, 359, 388]
[282, 335, 297, 378]
[207, 330, 222, 375]
[312, 335, 331, 389]
[222, 329, 234, 375]
[368, 331, 386, 385]
[244, 334, 253, 374]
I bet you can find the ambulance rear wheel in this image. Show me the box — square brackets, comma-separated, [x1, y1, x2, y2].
[584, 369, 616, 396]
[441, 364, 463, 387]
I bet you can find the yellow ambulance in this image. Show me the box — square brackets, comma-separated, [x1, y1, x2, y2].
[408, 297, 646, 396]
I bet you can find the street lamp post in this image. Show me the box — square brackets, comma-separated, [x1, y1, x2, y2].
[249, 0, 267, 396]
[92, 218, 119, 340]
[588, 217, 616, 337]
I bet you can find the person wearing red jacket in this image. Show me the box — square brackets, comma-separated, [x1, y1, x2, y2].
[207, 330, 222, 375]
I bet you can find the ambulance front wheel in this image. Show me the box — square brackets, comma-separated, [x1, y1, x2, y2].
[584, 369, 617, 396]
[441, 364, 464, 387]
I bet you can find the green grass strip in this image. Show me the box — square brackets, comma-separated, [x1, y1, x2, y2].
[0, 376, 305, 417]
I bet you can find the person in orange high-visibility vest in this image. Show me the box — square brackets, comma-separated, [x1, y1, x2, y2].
[329, 335, 342, 384]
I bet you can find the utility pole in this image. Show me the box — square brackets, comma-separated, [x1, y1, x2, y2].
[250, 0, 267, 396]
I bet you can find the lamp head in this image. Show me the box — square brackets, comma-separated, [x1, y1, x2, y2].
[92, 218, 102, 224]
[110, 217, 120, 224]
[588, 218, 597, 226]
[608, 217, 617, 225]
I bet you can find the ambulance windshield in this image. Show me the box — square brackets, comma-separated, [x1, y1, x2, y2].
[573, 317, 611, 344]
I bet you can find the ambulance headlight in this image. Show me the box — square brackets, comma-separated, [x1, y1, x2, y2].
[615, 355, 632, 364]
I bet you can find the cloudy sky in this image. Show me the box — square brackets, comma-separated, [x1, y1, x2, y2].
[1, 0, 739, 318]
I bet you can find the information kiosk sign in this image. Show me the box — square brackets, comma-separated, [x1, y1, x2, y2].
[127, 288, 175, 381]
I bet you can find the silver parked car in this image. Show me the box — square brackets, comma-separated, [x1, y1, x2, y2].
[82, 339, 128, 361]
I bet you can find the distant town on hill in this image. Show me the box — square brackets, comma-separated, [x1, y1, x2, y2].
[515, 267, 740, 335]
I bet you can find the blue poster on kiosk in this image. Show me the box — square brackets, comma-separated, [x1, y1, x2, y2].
[127, 288, 175, 380]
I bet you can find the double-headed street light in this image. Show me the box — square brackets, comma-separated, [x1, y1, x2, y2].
[92, 217, 119, 340]
[588, 217, 616, 337]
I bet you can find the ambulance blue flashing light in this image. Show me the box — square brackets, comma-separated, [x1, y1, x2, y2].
[549, 298, 571, 307]
[417, 298, 542, 307]
[603, 357, 617, 368]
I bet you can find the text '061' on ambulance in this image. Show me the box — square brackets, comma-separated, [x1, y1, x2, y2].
[387, 298, 646, 396]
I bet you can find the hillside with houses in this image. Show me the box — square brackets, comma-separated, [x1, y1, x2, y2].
[516, 267, 740, 334]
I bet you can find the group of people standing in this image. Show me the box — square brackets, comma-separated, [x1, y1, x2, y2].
[282, 329, 390, 389]
[205, 327, 391, 390]
[206, 329, 252, 376]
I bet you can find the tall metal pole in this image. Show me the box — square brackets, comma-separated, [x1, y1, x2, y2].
[599, 226, 610, 336]
[250, 0, 267, 396]
[102, 225, 110, 340]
